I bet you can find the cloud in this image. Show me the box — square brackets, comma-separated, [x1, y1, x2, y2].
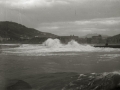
[0, 0, 69, 9]
[0, 0, 119, 9]
[0, 0, 120, 36]
[40, 26, 60, 30]
[39, 17, 120, 28]
[1, 0, 120, 24]
[75, 17, 120, 26]
[37, 17, 120, 36]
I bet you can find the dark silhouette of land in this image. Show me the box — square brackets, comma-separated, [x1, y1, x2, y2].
[0, 21, 56, 43]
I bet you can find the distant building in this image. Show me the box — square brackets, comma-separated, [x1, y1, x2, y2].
[108, 35, 120, 44]
[20, 35, 31, 40]
[0, 36, 10, 42]
[91, 35, 102, 44]
[0, 36, 3, 41]
[86, 38, 92, 44]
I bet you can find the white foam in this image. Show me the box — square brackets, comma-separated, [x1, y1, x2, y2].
[99, 54, 120, 60]
[96, 71, 120, 79]
[41, 38, 119, 52]
[42, 38, 62, 48]
[1, 38, 120, 56]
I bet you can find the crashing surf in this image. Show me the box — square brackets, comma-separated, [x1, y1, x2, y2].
[1, 38, 120, 56]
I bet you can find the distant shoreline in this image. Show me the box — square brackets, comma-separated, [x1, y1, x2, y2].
[1, 43, 120, 48]
[94, 44, 120, 48]
[0, 44, 21, 48]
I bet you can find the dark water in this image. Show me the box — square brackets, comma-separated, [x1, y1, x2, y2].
[1, 52, 120, 77]
[0, 44, 120, 90]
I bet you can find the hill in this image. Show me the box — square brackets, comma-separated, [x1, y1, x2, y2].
[108, 34, 120, 44]
[110, 34, 120, 39]
[0, 21, 56, 41]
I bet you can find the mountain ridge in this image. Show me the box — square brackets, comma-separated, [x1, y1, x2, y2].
[0, 21, 57, 41]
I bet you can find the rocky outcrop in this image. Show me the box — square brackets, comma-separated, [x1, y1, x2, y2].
[62, 72, 120, 90]
[6, 80, 32, 90]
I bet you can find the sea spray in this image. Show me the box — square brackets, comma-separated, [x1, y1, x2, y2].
[1, 38, 120, 56]
[42, 38, 62, 48]
[42, 38, 116, 52]
[42, 38, 94, 49]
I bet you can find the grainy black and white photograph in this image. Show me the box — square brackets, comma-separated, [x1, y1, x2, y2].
[0, 0, 120, 90]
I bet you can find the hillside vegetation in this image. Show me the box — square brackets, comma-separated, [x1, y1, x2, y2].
[0, 21, 56, 41]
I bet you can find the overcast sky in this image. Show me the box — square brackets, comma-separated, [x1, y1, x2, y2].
[0, 0, 120, 36]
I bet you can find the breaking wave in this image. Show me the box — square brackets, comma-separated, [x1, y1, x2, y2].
[1, 38, 120, 56]
[42, 38, 119, 52]
[43, 38, 92, 49]
[43, 38, 62, 48]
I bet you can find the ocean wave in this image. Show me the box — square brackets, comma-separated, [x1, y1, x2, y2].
[1, 38, 120, 56]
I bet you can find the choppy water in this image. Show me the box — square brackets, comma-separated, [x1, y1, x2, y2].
[0, 38, 120, 90]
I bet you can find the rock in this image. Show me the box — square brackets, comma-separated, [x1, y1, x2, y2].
[62, 72, 120, 90]
[6, 80, 32, 90]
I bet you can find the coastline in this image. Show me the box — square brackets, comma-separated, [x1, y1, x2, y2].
[0, 44, 21, 48]
[94, 44, 120, 48]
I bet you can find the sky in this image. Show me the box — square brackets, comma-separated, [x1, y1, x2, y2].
[0, 0, 120, 36]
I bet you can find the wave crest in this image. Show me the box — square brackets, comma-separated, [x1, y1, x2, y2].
[1, 38, 120, 56]
[42, 38, 94, 49]
[42, 38, 62, 48]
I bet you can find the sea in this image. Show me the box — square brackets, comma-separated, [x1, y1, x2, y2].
[0, 38, 120, 90]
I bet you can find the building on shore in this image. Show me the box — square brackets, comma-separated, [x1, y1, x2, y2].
[0, 36, 3, 41]
[0, 36, 11, 42]
[91, 35, 102, 44]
